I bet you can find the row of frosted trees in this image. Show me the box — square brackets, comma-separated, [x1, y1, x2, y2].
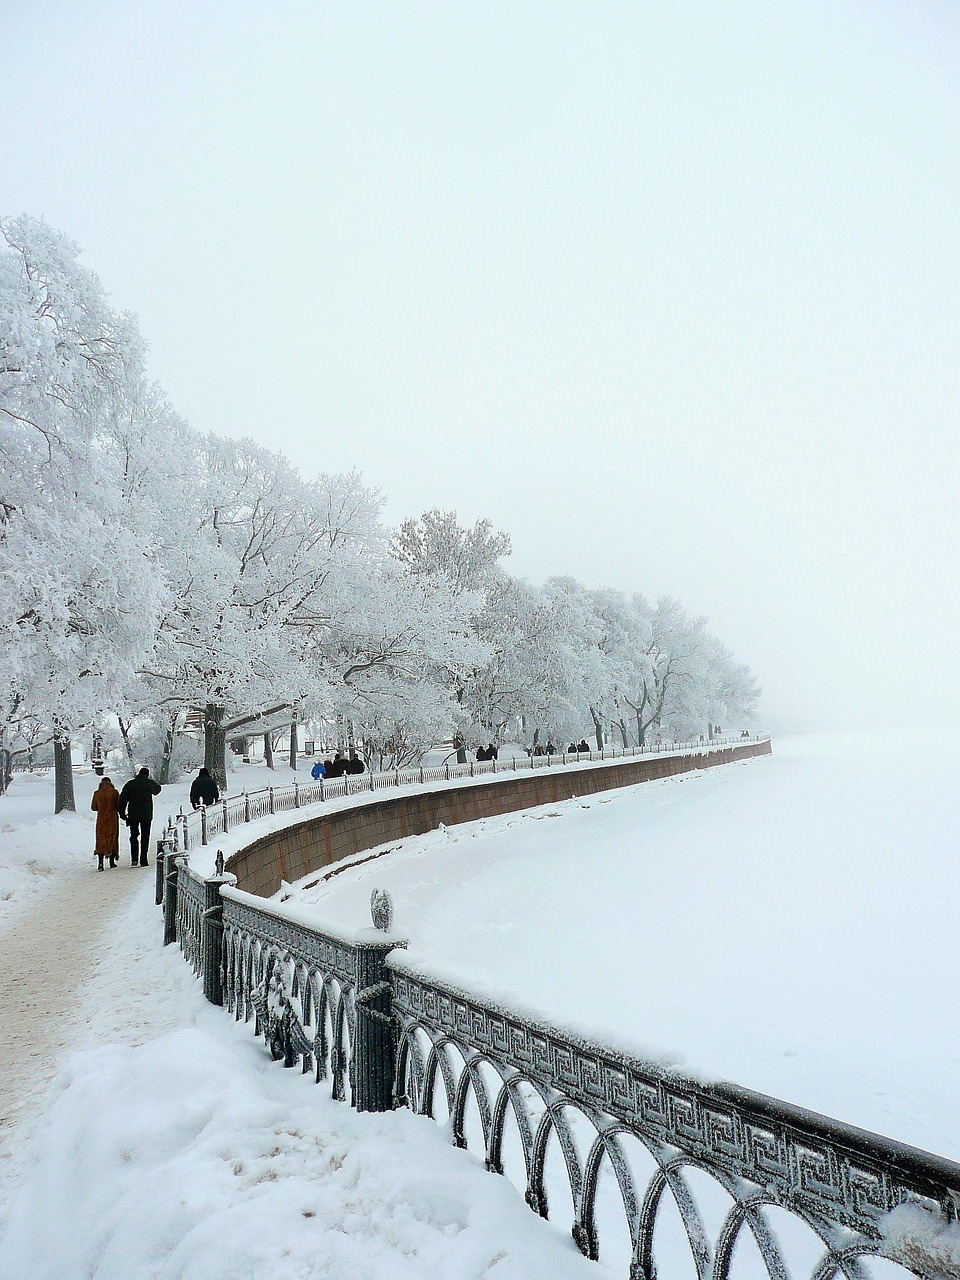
[0, 216, 759, 811]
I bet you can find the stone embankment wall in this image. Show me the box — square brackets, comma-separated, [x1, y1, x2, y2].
[226, 739, 772, 897]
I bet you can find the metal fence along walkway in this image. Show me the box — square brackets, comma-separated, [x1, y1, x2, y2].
[154, 739, 960, 1280]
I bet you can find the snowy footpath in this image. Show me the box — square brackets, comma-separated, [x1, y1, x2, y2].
[2, 732, 958, 1278]
[0, 772, 604, 1280]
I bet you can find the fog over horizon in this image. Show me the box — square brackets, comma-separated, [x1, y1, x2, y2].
[3, 1, 958, 735]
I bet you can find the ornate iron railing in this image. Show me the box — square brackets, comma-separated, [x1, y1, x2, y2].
[174, 864, 205, 978]
[160, 734, 765, 855]
[155, 735, 960, 1280]
[218, 885, 399, 1111]
[387, 958, 960, 1280]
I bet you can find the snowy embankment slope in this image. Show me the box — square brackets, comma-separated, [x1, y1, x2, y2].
[0, 887, 605, 1280]
[0, 781, 604, 1279]
[288, 731, 960, 1162]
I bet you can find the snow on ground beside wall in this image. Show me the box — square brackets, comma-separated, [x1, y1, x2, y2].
[288, 731, 960, 1162]
[0, 872, 605, 1280]
[0, 770, 104, 930]
[0, 760, 313, 932]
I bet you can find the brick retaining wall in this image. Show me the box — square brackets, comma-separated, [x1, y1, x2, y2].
[225, 739, 772, 896]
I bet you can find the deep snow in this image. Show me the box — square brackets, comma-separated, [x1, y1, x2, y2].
[0, 865, 606, 1279]
[2, 732, 956, 1279]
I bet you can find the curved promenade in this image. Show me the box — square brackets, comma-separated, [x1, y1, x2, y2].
[158, 734, 960, 1280]
[219, 738, 773, 896]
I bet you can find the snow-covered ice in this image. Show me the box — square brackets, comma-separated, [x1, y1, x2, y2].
[287, 730, 960, 1161]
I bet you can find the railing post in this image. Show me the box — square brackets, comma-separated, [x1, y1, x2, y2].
[163, 852, 182, 946]
[352, 938, 401, 1113]
[222, 798, 229, 833]
[294, 780, 300, 809]
[370, 771, 375, 791]
[269, 785, 275, 815]
[419, 764, 424, 784]
[156, 835, 172, 906]
[201, 857, 237, 1006]
[470, 760, 474, 777]
[200, 803, 208, 846]
[244, 791, 251, 823]
[445, 761, 450, 781]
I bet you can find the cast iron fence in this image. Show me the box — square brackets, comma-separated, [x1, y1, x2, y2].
[154, 743, 960, 1280]
[159, 734, 763, 856]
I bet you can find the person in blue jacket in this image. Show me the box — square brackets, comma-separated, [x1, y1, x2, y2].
[311, 759, 326, 780]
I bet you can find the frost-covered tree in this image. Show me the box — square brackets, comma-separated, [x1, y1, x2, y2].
[391, 510, 508, 760]
[0, 217, 161, 810]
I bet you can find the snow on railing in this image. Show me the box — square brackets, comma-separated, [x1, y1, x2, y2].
[156, 760, 960, 1280]
[160, 734, 765, 856]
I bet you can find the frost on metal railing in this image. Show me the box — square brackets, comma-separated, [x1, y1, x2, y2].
[388, 958, 960, 1280]
[219, 887, 401, 1113]
[174, 863, 204, 977]
[159, 735, 767, 854]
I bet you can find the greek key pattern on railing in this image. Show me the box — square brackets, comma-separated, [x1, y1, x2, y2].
[164, 735, 767, 853]
[389, 963, 960, 1280]
[221, 894, 358, 1101]
[175, 865, 204, 978]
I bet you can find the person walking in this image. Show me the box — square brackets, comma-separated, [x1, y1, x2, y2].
[118, 766, 162, 867]
[189, 767, 220, 810]
[310, 759, 326, 781]
[90, 776, 120, 871]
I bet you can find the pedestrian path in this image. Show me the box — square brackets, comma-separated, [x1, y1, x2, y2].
[0, 861, 148, 1193]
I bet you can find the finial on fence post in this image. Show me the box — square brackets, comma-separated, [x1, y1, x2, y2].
[215, 850, 225, 877]
[370, 887, 394, 932]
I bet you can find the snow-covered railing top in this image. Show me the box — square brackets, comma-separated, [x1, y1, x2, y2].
[389, 954, 960, 1280]
[160, 734, 767, 855]
[161, 842, 960, 1280]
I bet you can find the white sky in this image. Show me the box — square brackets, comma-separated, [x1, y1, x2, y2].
[3, 1, 958, 732]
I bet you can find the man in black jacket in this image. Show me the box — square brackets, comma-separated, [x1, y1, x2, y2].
[118, 766, 162, 867]
[189, 767, 220, 810]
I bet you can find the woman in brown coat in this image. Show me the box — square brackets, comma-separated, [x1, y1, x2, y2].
[91, 777, 120, 871]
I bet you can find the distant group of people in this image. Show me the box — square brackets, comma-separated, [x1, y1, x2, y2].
[525, 738, 591, 758]
[475, 743, 499, 761]
[311, 751, 366, 780]
[91, 766, 162, 871]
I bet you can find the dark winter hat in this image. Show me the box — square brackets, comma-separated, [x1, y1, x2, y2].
[138, 766, 149, 775]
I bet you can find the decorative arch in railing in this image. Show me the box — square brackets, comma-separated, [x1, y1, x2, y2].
[389, 959, 960, 1280]
[157, 739, 960, 1280]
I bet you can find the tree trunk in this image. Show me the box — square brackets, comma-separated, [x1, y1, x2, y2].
[263, 732, 274, 770]
[453, 732, 467, 765]
[288, 711, 298, 771]
[617, 718, 629, 749]
[635, 711, 645, 747]
[54, 732, 76, 813]
[158, 712, 179, 785]
[117, 714, 135, 768]
[204, 703, 227, 793]
[590, 707, 605, 752]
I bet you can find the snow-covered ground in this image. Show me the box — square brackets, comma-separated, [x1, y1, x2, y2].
[0, 831, 604, 1279]
[2, 731, 957, 1279]
[0, 759, 311, 930]
[286, 731, 960, 1163]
